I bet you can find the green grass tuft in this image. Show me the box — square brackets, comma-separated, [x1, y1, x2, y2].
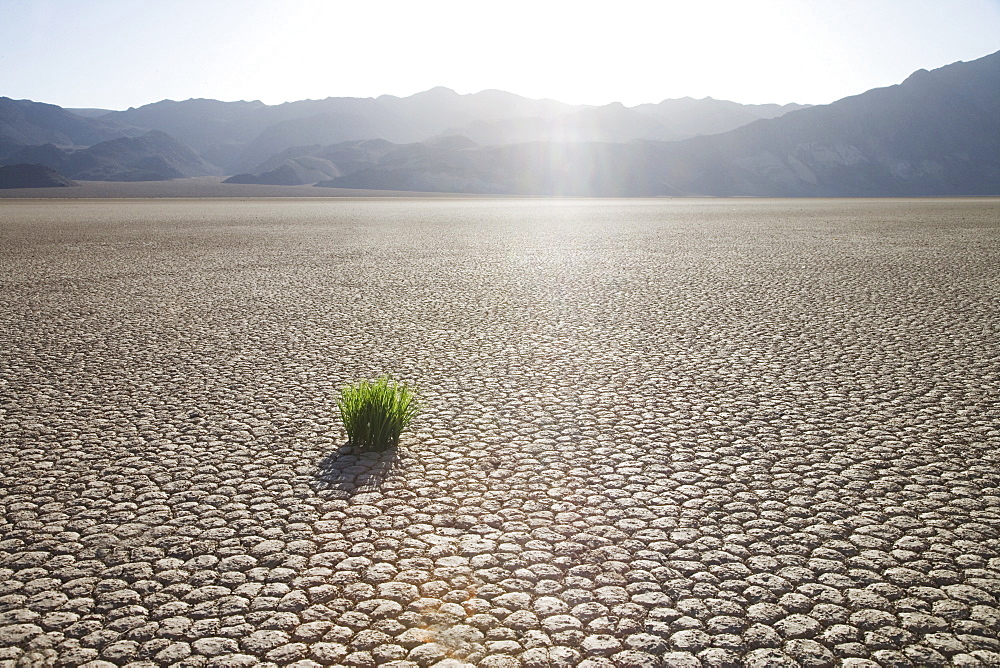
[337, 376, 418, 451]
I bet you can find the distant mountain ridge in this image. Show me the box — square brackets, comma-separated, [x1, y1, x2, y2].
[98, 90, 573, 172]
[0, 163, 75, 188]
[93, 88, 812, 173]
[1, 51, 998, 195]
[437, 98, 808, 146]
[1, 130, 220, 181]
[650, 51, 1000, 195]
[0, 97, 140, 147]
[310, 51, 1000, 196]
[0, 87, 813, 183]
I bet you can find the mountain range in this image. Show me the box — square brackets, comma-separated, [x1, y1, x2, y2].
[1, 49, 998, 195]
[3, 130, 220, 182]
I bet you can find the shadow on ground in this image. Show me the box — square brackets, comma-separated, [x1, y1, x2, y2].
[313, 443, 400, 498]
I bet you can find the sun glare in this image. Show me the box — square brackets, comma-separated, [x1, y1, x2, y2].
[217, 0, 932, 108]
[2, 0, 1000, 109]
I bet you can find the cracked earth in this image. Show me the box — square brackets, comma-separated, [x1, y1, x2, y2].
[1, 198, 999, 667]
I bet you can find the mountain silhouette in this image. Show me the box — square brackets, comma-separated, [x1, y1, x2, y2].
[224, 164, 302, 186]
[1, 51, 997, 194]
[1, 130, 221, 181]
[99, 88, 806, 174]
[0, 163, 75, 188]
[0, 97, 139, 147]
[651, 50, 1000, 195]
[312, 50, 1000, 195]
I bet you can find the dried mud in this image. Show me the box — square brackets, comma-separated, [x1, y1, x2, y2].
[1, 198, 999, 667]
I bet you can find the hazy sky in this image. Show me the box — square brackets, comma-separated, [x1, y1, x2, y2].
[2, 0, 999, 110]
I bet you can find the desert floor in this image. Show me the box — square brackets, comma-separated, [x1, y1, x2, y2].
[1, 198, 998, 667]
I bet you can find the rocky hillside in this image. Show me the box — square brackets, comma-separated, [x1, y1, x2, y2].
[0, 130, 221, 181]
[2, 51, 998, 194]
[0, 163, 75, 188]
[314, 51, 1000, 196]
[0, 97, 139, 147]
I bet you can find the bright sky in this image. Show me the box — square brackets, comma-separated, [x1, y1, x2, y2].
[2, 0, 999, 110]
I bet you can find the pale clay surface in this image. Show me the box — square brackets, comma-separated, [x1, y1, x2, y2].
[1, 198, 999, 667]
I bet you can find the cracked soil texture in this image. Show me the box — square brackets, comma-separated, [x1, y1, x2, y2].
[1, 198, 999, 668]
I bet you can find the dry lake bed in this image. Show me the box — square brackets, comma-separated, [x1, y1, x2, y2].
[1, 198, 999, 668]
